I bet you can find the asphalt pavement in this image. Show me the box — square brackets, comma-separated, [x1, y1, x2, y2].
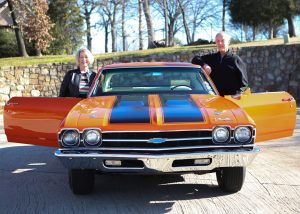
[0, 109, 299, 214]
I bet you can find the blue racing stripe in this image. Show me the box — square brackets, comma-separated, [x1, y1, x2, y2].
[161, 94, 204, 123]
[110, 95, 150, 123]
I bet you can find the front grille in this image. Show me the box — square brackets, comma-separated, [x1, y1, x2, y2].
[102, 130, 211, 140]
[101, 139, 214, 148]
[101, 130, 215, 149]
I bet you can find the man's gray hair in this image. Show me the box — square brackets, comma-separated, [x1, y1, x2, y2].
[215, 31, 231, 43]
[75, 47, 94, 65]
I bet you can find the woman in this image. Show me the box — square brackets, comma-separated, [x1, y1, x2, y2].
[59, 48, 96, 98]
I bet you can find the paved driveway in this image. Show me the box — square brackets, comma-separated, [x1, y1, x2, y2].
[0, 113, 299, 214]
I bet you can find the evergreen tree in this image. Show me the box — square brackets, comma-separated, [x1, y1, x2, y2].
[0, 29, 19, 57]
[48, 0, 85, 54]
[229, 0, 299, 39]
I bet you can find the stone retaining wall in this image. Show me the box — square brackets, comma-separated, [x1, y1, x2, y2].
[0, 44, 299, 110]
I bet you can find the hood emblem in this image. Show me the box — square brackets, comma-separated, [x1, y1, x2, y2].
[90, 113, 97, 118]
[214, 117, 233, 121]
[214, 111, 222, 115]
[147, 138, 167, 144]
[214, 110, 227, 115]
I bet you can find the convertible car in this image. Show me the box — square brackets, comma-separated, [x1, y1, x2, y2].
[4, 62, 296, 194]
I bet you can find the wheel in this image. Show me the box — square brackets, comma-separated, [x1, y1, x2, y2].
[216, 167, 246, 193]
[68, 169, 95, 194]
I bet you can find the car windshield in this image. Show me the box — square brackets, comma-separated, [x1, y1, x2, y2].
[89, 67, 216, 96]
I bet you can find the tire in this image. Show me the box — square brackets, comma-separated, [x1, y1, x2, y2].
[216, 167, 246, 193]
[68, 169, 95, 194]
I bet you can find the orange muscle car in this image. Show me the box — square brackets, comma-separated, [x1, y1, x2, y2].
[4, 62, 297, 194]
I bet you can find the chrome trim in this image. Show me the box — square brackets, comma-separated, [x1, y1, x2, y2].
[58, 127, 257, 147]
[101, 65, 199, 70]
[58, 144, 255, 152]
[55, 146, 260, 173]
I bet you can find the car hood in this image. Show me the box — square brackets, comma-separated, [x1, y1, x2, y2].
[62, 94, 253, 131]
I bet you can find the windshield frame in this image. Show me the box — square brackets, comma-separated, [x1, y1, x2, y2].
[88, 66, 217, 97]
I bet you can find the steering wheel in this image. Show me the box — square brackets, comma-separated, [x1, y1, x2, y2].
[170, 85, 192, 90]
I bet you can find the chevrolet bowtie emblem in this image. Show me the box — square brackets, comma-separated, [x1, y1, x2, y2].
[147, 138, 167, 144]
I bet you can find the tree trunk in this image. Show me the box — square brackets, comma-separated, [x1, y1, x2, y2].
[7, 0, 28, 57]
[163, 0, 168, 46]
[273, 28, 278, 38]
[105, 24, 109, 53]
[85, 9, 92, 51]
[142, 0, 155, 49]
[111, 22, 116, 52]
[138, 0, 143, 50]
[178, 0, 191, 45]
[252, 25, 256, 41]
[168, 19, 174, 46]
[122, 0, 126, 51]
[191, 20, 196, 42]
[35, 47, 42, 56]
[111, 8, 117, 52]
[269, 21, 273, 39]
[222, 0, 226, 31]
[286, 15, 296, 37]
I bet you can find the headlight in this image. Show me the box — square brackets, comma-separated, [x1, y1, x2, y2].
[83, 129, 102, 147]
[212, 126, 230, 144]
[234, 127, 252, 143]
[61, 130, 80, 147]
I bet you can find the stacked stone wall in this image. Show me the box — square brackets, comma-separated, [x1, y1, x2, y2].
[0, 44, 299, 110]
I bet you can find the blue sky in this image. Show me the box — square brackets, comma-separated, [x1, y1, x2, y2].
[89, 13, 300, 54]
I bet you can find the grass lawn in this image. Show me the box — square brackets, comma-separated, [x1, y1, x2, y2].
[0, 37, 299, 68]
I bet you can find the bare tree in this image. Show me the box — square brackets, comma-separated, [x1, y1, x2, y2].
[142, 0, 156, 48]
[121, 0, 128, 51]
[100, 0, 122, 52]
[6, 0, 28, 57]
[188, 0, 220, 42]
[222, 0, 227, 31]
[138, 0, 143, 50]
[178, 0, 191, 44]
[98, 9, 110, 53]
[79, 0, 100, 52]
[154, 0, 182, 46]
[163, 0, 168, 46]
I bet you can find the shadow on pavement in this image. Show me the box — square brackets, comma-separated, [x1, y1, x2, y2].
[0, 144, 230, 214]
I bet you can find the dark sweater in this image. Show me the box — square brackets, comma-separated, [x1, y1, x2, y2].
[191, 51, 248, 96]
[59, 68, 96, 98]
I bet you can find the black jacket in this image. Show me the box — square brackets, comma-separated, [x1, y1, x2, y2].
[59, 68, 96, 98]
[191, 51, 248, 96]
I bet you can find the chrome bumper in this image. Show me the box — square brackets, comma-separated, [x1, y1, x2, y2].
[55, 147, 260, 173]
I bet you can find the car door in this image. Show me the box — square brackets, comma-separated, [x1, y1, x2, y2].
[4, 97, 81, 147]
[225, 90, 297, 142]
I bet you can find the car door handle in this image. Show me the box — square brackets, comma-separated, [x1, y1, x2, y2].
[6, 102, 19, 106]
[282, 97, 294, 102]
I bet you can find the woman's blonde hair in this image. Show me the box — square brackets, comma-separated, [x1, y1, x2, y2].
[75, 48, 94, 65]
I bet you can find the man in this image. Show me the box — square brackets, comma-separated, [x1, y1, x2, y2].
[191, 31, 248, 96]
